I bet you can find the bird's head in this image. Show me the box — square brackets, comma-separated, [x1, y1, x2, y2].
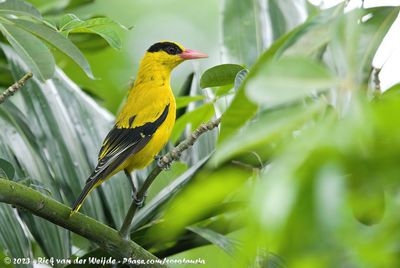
[145, 41, 208, 70]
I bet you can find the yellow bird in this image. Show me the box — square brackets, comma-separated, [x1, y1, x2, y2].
[71, 41, 208, 213]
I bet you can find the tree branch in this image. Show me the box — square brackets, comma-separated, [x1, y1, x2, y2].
[119, 116, 222, 238]
[0, 72, 33, 104]
[0, 178, 165, 267]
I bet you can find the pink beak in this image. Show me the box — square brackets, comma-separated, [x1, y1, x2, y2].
[180, 49, 208, 60]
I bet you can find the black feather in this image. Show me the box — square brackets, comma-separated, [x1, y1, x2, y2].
[147, 42, 183, 55]
[72, 104, 170, 212]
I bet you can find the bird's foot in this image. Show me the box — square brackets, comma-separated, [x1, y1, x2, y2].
[133, 195, 146, 208]
[157, 157, 172, 170]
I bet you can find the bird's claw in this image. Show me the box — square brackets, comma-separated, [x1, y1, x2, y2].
[157, 157, 171, 170]
[134, 196, 145, 208]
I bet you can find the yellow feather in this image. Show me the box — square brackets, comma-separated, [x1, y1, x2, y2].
[71, 41, 201, 214]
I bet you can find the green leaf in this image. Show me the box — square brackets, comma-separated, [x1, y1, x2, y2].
[0, 45, 121, 257]
[12, 19, 94, 79]
[234, 69, 249, 91]
[0, 24, 55, 81]
[176, 95, 205, 109]
[0, 0, 41, 19]
[187, 226, 240, 257]
[268, 0, 306, 41]
[268, 0, 287, 40]
[212, 101, 326, 165]
[0, 205, 33, 268]
[200, 64, 244, 89]
[246, 57, 335, 106]
[222, 0, 264, 66]
[64, 18, 124, 50]
[131, 155, 211, 231]
[218, 20, 310, 144]
[57, 14, 81, 31]
[152, 166, 249, 240]
[0, 158, 14, 179]
[170, 103, 215, 144]
[360, 7, 399, 82]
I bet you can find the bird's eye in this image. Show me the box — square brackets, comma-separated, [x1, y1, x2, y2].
[166, 46, 176, 55]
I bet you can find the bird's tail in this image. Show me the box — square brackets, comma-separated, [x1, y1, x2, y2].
[70, 176, 99, 216]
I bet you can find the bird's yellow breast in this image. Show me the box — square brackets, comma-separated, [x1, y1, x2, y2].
[113, 59, 176, 172]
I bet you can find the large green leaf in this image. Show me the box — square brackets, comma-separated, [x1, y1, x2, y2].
[0, 0, 41, 19]
[151, 166, 250, 240]
[246, 57, 335, 106]
[62, 17, 124, 50]
[12, 19, 94, 79]
[360, 7, 399, 83]
[200, 64, 244, 89]
[211, 101, 326, 165]
[0, 45, 130, 256]
[131, 155, 211, 231]
[268, 0, 306, 40]
[0, 24, 55, 80]
[222, 0, 264, 66]
[218, 5, 342, 144]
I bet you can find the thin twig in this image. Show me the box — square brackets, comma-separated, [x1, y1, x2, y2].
[0, 72, 33, 104]
[119, 116, 222, 238]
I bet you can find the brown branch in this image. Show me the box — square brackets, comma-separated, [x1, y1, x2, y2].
[119, 116, 222, 238]
[0, 72, 33, 104]
[0, 178, 165, 267]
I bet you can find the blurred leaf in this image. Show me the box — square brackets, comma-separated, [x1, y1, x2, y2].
[0, 158, 14, 179]
[176, 96, 205, 109]
[0, 24, 55, 80]
[360, 7, 399, 82]
[234, 69, 249, 92]
[212, 101, 325, 165]
[187, 226, 240, 257]
[171, 103, 215, 144]
[152, 166, 250, 240]
[0, 205, 32, 268]
[268, 0, 287, 40]
[146, 161, 188, 202]
[62, 17, 125, 50]
[246, 57, 335, 106]
[131, 155, 211, 231]
[57, 14, 81, 31]
[0, 45, 132, 256]
[348, 173, 385, 226]
[218, 20, 313, 144]
[178, 72, 194, 96]
[0, 0, 41, 19]
[200, 64, 244, 89]
[268, 0, 306, 41]
[381, 84, 400, 99]
[222, 0, 263, 66]
[12, 19, 94, 79]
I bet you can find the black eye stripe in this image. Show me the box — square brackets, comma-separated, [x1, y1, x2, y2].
[147, 42, 183, 55]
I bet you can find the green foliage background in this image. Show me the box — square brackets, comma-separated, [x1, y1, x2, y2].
[0, 0, 400, 268]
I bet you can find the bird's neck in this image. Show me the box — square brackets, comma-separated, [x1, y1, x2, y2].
[134, 57, 173, 87]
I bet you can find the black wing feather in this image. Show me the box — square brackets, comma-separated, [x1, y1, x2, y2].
[72, 104, 170, 212]
[91, 104, 170, 182]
